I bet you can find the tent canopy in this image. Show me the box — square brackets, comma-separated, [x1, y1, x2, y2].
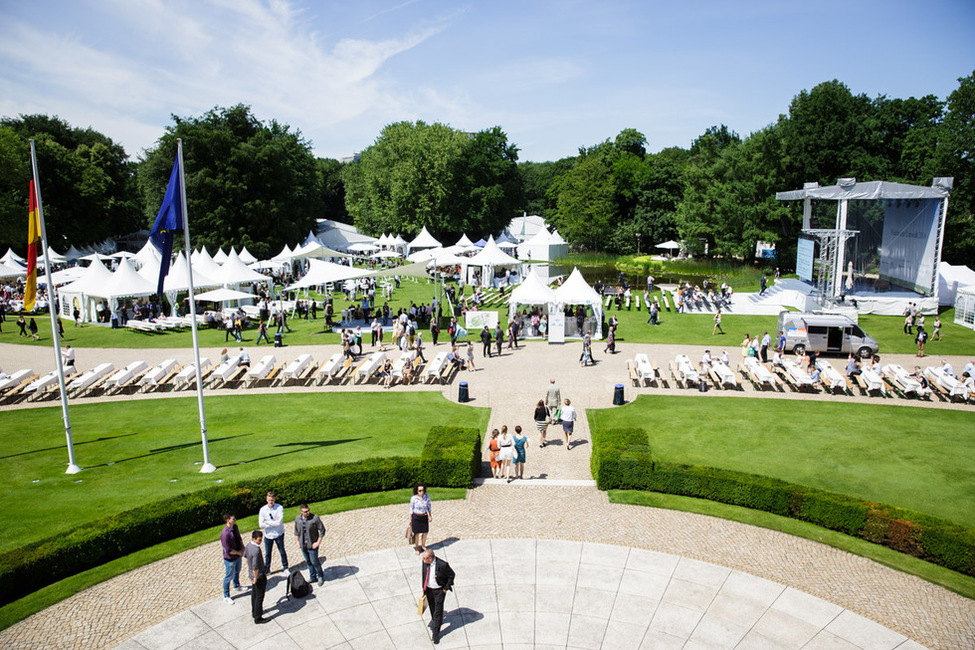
[285, 259, 371, 290]
[212, 250, 270, 285]
[468, 236, 520, 267]
[194, 288, 255, 302]
[553, 267, 602, 307]
[408, 226, 441, 252]
[508, 268, 556, 307]
[0, 260, 27, 279]
[60, 258, 114, 295]
[776, 179, 951, 201]
[292, 241, 352, 259]
[238, 246, 258, 264]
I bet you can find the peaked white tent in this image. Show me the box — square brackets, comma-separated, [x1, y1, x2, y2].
[407, 227, 440, 253]
[132, 240, 162, 270]
[939, 262, 975, 306]
[64, 245, 86, 262]
[271, 243, 294, 262]
[2, 248, 26, 267]
[211, 250, 270, 286]
[516, 227, 570, 261]
[238, 247, 258, 265]
[43, 247, 67, 264]
[285, 259, 371, 290]
[59, 259, 116, 322]
[454, 234, 475, 248]
[212, 248, 228, 265]
[103, 259, 157, 299]
[467, 236, 521, 286]
[0, 260, 27, 279]
[191, 249, 225, 283]
[553, 267, 603, 338]
[292, 241, 352, 260]
[303, 230, 321, 246]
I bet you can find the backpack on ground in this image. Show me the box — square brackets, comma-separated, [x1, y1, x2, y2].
[287, 570, 312, 598]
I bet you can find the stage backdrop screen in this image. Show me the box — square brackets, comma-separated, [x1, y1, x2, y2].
[879, 199, 940, 294]
[796, 238, 815, 282]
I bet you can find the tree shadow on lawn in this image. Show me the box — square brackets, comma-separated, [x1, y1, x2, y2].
[84, 433, 254, 468]
[217, 437, 370, 468]
[0, 432, 140, 461]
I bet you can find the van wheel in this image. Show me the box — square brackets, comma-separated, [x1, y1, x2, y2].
[858, 346, 872, 359]
[792, 344, 805, 356]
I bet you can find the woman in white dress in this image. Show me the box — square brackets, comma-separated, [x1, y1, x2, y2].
[497, 425, 515, 481]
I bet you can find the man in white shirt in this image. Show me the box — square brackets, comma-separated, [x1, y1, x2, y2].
[941, 360, 955, 377]
[258, 491, 289, 573]
[61, 345, 75, 368]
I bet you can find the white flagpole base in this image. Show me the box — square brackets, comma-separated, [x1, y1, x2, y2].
[65, 464, 82, 475]
[199, 463, 217, 474]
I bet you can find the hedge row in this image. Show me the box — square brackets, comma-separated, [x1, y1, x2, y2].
[590, 427, 975, 578]
[590, 427, 654, 490]
[0, 425, 483, 606]
[420, 425, 482, 488]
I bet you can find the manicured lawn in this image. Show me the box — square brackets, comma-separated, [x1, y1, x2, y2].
[589, 394, 975, 528]
[0, 392, 489, 553]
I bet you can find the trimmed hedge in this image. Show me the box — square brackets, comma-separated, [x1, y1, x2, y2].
[591, 427, 975, 578]
[0, 423, 483, 606]
[419, 425, 482, 488]
[590, 427, 653, 490]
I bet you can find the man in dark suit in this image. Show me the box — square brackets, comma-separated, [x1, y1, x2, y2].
[421, 549, 455, 644]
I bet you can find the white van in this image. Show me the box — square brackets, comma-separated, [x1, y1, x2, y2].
[776, 311, 880, 358]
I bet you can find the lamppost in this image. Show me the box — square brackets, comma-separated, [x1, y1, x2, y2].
[636, 232, 642, 256]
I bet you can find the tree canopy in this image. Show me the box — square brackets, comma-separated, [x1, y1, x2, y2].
[138, 104, 323, 259]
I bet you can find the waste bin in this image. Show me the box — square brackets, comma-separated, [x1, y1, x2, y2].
[274, 332, 283, 348]
[458, 381, 469, 403]
[613, 383, 625, 405]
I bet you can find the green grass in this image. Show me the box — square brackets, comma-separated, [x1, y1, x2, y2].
[608, 490, 975, 600]
[0, 487, 466, 631]
[0, 393, 489, 553]
[589, 394, 975, 528]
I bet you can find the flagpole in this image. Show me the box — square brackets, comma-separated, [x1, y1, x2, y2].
[176, 139, 215, 473]
[30, 139, 81, 474]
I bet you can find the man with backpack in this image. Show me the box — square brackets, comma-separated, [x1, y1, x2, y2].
[294, 504, 327, 586]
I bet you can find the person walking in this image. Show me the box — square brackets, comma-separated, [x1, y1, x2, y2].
[258, 491, 289, 573]
[498, 425, 515, 481]
[494, 323, 504, 356]
[17, 315, 27, 337]
[534, 400, 549, 448]
[712, 308, 724, 335]
[220, 514, 245, 605]
[512, 425, 528, 479]
[255, 319, 270, 345]
[294, 503, 327, 586]
[915, 326, 928, 357]
[603, 325, 616, 354]
[465, 341, 476, 371]
[421, 549, 455, 645]
[28, 317, 39, 340]
[545, 379, 561, 425]
[933, 316, 942, 341]
[560, 398, 577, 450]
[409, 484, 432, 554]
[243, 531, 269, 624]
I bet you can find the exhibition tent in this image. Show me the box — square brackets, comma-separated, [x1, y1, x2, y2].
[407, 227, 441, 253]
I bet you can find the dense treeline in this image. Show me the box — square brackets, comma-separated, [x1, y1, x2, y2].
[0, 73, 971, 265]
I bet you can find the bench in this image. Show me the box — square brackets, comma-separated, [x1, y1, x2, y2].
[627, 360, 641, 387]
[662, 292, 671, 312]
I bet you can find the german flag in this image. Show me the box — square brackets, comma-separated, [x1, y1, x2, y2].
[25, 179, 40, 311]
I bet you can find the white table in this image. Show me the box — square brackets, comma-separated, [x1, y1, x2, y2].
[711, 360, 737, 388]
[633, 354, 656, 383]
[924, 367, 968, 398]
[356, 351, 387, 382]
[174, 358, 211, 385]
[247, 355, 276, 380]
[212, 356, 241, 382]
[107, 361, 149, 388]
[744, 357, 776, 387]
[859, 367, 884, 392]
[69, 363, 115, 391]
[0, 369, 33, 392]
[391, 350, 418, 381]
[783, 360, 814, 387]
[141, 359, 178, 385]
[318, 353, 344, 380]
[284, 354, 314, 379]
[675, 354, 699, 383]
[818, 361, 847, 390]
[425, 352, 448, 381]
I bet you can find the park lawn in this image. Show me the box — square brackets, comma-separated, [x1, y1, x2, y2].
[0, 392, 490, 554]
[588, 394, 975, 528]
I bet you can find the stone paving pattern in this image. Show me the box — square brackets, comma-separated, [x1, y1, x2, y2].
[0, 337, 973, 648]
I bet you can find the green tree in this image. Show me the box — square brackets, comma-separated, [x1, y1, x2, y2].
[549, 155, 615, 251]
[343, 121, 521, 238]
[138, 105, 322, 259]
[0, 116, 141, 254]
[932, 71, 975, 264]
[317, 157, 348, 222]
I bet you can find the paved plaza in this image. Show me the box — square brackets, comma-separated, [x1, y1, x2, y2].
[0, 337, 973, 648]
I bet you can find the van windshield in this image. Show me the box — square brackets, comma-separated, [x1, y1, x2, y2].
[851, 325, 865, 337]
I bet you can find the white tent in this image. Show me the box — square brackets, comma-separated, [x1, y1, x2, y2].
[194, 288, 255, 302]
[553, 267, 603, 338]
[516, 227, 569, 261]
[467, 236, 521, 286]
[81, 252, 114, 263]
[955, 285, 975, 331]
[292, 241, 352, 260]
[454, 234, 475, 248]
[59, 259, 116, 322]
[64, 245, 86, 262]
[508, 268, 556, 309]
[49, 266, 84, 286]
[238, 247, 258, 264]
[132, 240, 162, 270]
[211, 250, 270, 286]
[377, 233, 390, 248]
[192, 249, 226, 284]
[157, 253, 219, 293]
[1, 249, 26, 267]
[302, 230, 321, 246]
[371, 249, 402, 259]
[43, 247, 67, 264]
[111, 251, 136, 259]
[102, 259, 157, 299]
[348, 242, 379, 253]
[286, 259, 371, 290]
[507, 214, 549, 242]
[212, 248, 228, 265]
[0, 261, 27, 279]
[271, 244, 294, 262]
[939, 262, 975, 306]
[407, 227, 441, 253]
[315, 218, 377, 251]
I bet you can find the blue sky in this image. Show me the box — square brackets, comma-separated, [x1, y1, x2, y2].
[1, 0, 973, 162]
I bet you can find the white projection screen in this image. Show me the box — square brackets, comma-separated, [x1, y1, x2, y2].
[878, 198, 941, 293]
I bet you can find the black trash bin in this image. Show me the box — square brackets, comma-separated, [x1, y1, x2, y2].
[274, 332, 283, 348]
[458, 381, 469, 403]
[613, 383, 625, 405]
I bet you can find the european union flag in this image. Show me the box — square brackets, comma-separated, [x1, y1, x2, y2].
[149, 156, 183, 296]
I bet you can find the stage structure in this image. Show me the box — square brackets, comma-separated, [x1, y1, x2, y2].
[776, 178, 952, 316]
